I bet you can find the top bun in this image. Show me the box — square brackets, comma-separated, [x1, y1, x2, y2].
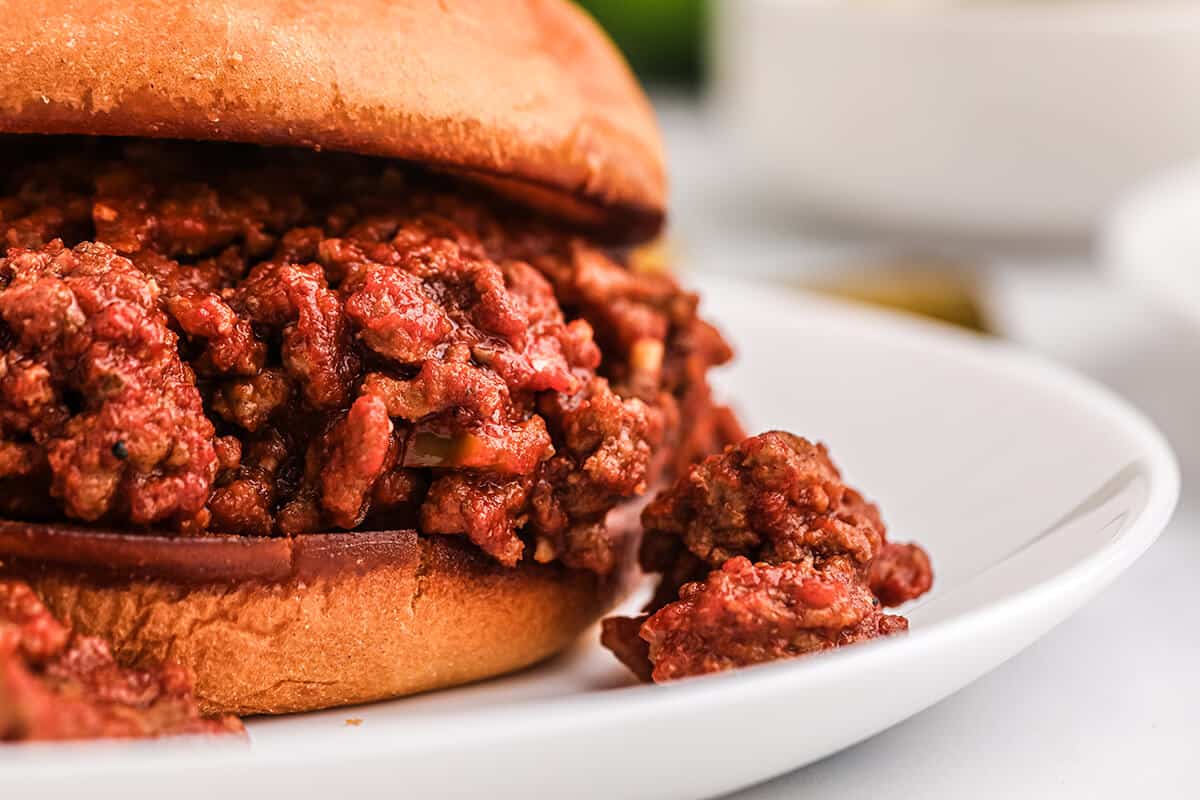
[0, 0, 666, 240]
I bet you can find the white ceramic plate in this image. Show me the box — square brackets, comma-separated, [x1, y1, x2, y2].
[712, 0, 1200, 238]
[2, 276, 1178, 799]
[1105, 159, 1200, 326]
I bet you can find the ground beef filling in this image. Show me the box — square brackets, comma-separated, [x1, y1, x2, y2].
[603, 432, 933, 681]
[0, 579, 242, 741]
[0, 138, 737, 573]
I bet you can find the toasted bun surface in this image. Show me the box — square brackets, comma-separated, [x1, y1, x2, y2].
[0, 0, 665, 239]
[0, 524, 632, 715]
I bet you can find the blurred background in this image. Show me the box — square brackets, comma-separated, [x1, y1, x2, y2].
[577, 0, 1200, 332]
[576, 1, 1199, 798]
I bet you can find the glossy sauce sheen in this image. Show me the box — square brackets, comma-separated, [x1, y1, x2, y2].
[604, 432, 933, 681]
[0, 137, 739, 574]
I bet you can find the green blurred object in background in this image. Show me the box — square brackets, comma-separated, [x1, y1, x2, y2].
[575, 0, 705, 85]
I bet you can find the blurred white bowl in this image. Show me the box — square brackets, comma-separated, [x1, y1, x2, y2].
[1105, 158, 1200, 324]
[712, 1, 1200, 240]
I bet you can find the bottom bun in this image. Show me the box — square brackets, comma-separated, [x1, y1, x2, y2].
[0, 528, 632, 715]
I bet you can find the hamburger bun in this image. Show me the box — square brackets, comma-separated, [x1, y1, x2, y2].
[0, 522, 634, 715]
[0, 0, 665, 239]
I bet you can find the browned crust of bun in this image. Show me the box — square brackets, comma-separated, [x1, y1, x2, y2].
[0, 528, 633, 715]
[0, 0, 665, 240]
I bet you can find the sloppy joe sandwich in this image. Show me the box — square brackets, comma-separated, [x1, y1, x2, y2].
[0, 0, 930, 732]
[0, 0, 741, 717]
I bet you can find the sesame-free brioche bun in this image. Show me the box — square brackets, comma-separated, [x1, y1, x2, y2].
[0, 522, 635, 715]
[0, 0, 666, 239]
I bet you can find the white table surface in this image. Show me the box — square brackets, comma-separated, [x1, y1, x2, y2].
[654, 98, 1200, 799]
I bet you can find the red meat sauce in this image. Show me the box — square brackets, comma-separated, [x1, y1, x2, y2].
[602, 432, 933, 682]
[0, 579, 241, 741]
[0, 137, 740, 574]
